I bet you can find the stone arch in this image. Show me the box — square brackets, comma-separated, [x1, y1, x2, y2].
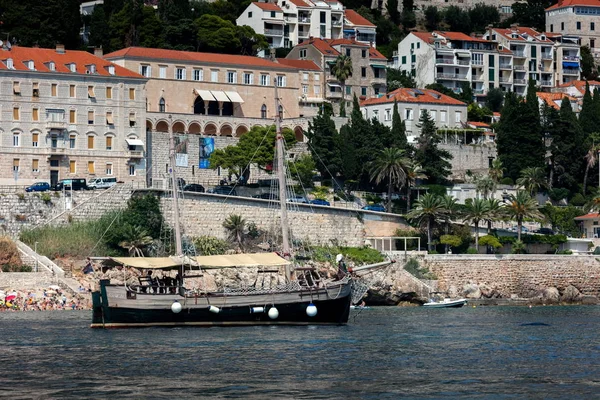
[235, 125, 249, 137]
[188, 122, 201, 134]
[294, 126, 305, 142]
[146, 120, 153, 130]
[172, 120, 186, 134]
[155, 120, 169, 133]
[220, 124, 233, 137]
[204, 123, 217, 136]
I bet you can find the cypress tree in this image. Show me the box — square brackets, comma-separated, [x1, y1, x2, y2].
[305, 107, 341, 179]
[579, 81, 597, 138]
[552, 97, 586, 191]
[390, 100, 409, 151]
[414, 110, 453, 184]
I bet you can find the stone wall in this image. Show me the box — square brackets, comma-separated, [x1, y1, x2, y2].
[441, 144, 496, 180]
[0, 272, 59, 291]
[423, 254, 600, 298]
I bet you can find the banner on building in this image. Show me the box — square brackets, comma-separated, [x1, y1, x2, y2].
[199, 137, 214, 169]
[175, 135, 188, 167]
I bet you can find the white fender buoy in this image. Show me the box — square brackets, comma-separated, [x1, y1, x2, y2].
[306, 303, 317, 317]
[251, 307, 265, 314]
[268, 307, 279, 319]
[208, 305, 220, 314]
[171, 301, 182, 314]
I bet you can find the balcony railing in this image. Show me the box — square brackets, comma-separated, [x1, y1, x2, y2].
[298, 31, 309, 38]
[264, 28, 283, 36]
[436, 73, 468, 80]
[512, 50, 526, 57]
[513, 65, 526, 71]
[472, 60, 484, 66]
[541, 80, 552, 86]
[499, 63, 512, 69]
[46, 120, 66, 129]
[457, 59, 470, 65]
[541, 53, 553, 60]
[332, 20, 342, 26]
[499, 76, 511, 82]
[129, 150, 144, 158]
[513, 79, 527, 85]
[563, 68, 580, 75]
[473, 89, 485, 95]
[436, 58, 455, 65]
[472, 75, 484, 81]
[563, 55, 580, 61]
[298, 16, 311, 23]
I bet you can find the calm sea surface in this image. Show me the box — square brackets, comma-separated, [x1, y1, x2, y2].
[1, 306, 599, 399]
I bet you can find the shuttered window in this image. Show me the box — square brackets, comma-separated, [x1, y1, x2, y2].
[88, 161, 95, 174]
[106, 136, 112, 150]
[32, 159, 39, 172]
[129, 88, 135, 100]
[106, 87, 112, 99]
[13, 107, 19, 120]
[13, 159, 19, 172]
[70, 85, 75, 97]
[32, 133, 39, 147]
[69, 110, 76, 124]
[32, 108, 39, 121]
[88, 110, 94, 124]
[70, 160, 76, 173]
[51, 84, 57, 96]
[106, 112, 114, 125]
[87, 135, 94, 149]
[88, 86, 95, 98]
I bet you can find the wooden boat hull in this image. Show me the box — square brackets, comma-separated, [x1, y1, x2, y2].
[91, 280, 352, 328]
[422, 299, 468, 308]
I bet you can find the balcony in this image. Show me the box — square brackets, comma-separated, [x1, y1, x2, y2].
[512, 50, 526, 58]
[436, 58, 455, 65]
[472, 75, 484, 82]
[298, 30, 309, 38]
[499, 76, 511, 83]
[513, 79, 527, 85]
[264, 28, 283, 36]
[541, 80, 552, 86]
[46, 120, 66, 130]
[563, 68, 580, 76]
[436, 73, 468, 80]
[513, 65, 526, 71]
[456, 59, 470, 66]
[499, 63, 512, 69]
[332, 19, 342, 27]
[472, 60, 484, 68]
[473, 89, 485, 95]
[129, 150, 144, 158]
[541, 53, 553, 60]
[327, 90, 342, 99]
[563, 55, 580, 61]
[298, 16, 311, 24]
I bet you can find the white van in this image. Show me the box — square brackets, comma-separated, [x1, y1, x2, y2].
[88, 177, 118, 190]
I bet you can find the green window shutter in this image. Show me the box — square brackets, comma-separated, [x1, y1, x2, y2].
[531, 46, 537, 58]
[488, 54, 495, 67]
[411, 54, 416, 63]
[402, 56, 407, 64]
[489, 68, 495, 82]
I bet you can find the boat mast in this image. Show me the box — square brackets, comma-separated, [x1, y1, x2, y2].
[274, 83, 291, 265]
[169, 121, 183, 256]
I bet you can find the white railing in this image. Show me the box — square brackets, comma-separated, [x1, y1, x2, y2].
[264, 28, 283, 36]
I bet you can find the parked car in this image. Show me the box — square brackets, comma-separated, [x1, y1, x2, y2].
[25, 182, 51, 192]
[310, 199, 330, 206]
[252, 192, 279, 200]
[362, 204, 386, 212]
[287, 196, 309, 203]
[533, 227, 555, 235]
[209, 186, 237, 196]
[182, 184, 205, 193]
[510, 225, 529, 233]
[52, 178, 88, 191]
[88, 177, 118, 190]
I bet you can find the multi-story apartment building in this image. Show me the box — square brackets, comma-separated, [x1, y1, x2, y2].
[546, 0, 600, 59]
[360, 88, 467, 143]
[545, 32, 582, 86]
[276, 58, 324, 116]
[236, 0, 376, 48]
[286, 38, 386, 113]
[0, 45, 147, 186]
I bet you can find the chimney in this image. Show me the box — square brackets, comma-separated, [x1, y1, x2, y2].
[487, 24, 494, 41]
[269, 48, 276, 61]
[56, 44, 65, 54]
[94, 47, 103, 58]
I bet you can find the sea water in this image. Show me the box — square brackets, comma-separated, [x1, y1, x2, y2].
[1, 306, 599, 399]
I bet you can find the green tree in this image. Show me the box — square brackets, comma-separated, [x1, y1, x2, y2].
[489, 159, 505, 191]
[223, 214, 246, 249]
[194, 14, 267, 55]
[468, 4, 500, 33]
[484, 198, 505, 234]
[517, 167, 547, 197]
[440, 235, 462, 252]
[387, 68, 416, 91]
[444, 6, 471, 33]
[424, 6, 442, 31]
[139, 6, 165, 48]
[440, 194, 460, 234]
[407, 193, 445, 251]
[583, 142, 600, 195]
[414, 110, 453, 184]
[467, 103, 492, 122]
[581, 45, 598, 80]
[405, 163, 427, 211]
[331, 54, 353, 116]
[463, 198, 489, 251]
[506, 191, 543, 241]
[289, 154, 316, 189]
[368, 148, 412, 212]
[551, 97, 586, 191]
[89, 5, 112, 51]
[579, 81, 597, 137]
[486, 88, 504, 112]
[391, 100, 409, 150]
[305, 107, 341, 179]
[509, 0, 553, 32]
[474, 175, 495, 199]
[401, 0, 416, 31]
[387, 0, 400, 24]
[118, 225, 153, 257]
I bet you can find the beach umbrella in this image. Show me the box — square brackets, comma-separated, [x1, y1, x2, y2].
[5, 294, 16, 302]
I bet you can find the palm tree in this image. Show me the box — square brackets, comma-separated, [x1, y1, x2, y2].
[516, 167, 547, 197]
[331, 54, 353, 115]
[489, 158, 504, 186]
[484, 198, 505, 234]
[223, 214, 247, 249]
[118, 225, 153, 257]
[440, 194, 460, 234]
[463, 198, 490, 251]
[583, 144, 599, 195]
[405, 163, 427, 212]
[475, 175, 495, 199]
[584, 188, 600, 213]
[407, 193, 445, 252]
[368, 148, 411, 212]
[505, 191, 543, 241]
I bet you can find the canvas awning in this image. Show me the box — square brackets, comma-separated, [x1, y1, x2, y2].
[563, 61, 579, 68]
[456, 51, 470, 57]
[225, 91, 244, 103]
[327, 82, 341, 88]
[106, 257, 185, 270]
[126, 138, 144, 147]
[355, 28, 374, 34]
[370, 64, 386, 69]
[211, 90, 230, 102]
[105, 253, 289, 270]
[88, 86, 96, 97]
[194, 89, 216, 101]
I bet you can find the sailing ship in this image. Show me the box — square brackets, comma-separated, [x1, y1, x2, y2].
[90, 87, 384, 328]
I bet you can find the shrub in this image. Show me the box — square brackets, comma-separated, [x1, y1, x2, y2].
[193, 235, 229, 256]
[41, 193, 52, 204]
[424, 184, 448, 197]
[310, 245, 384, 264]
[403, 257, 436, 279]
[440, 234, 462, 248]
[548, 188, 570, 203]
[466, 248, 479, 254]
[479, 235, 502, 249]
[511, 240, 526, 254]
[570, 193, 586, 206]
[17, 193, 25, 201]
[500, 177, 514, 185]
[0, 236, 22, 269]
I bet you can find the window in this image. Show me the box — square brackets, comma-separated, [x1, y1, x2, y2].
[69, 160, 76, 174]
[455, 111, 461, 123]
[88, 86, 95, 98]
[129, 88, 135, 100]
[362, 49, 367, 58]
[6, 58, 13, 69]
[248, 11, 252, 18]
[320, 11, 326, 23]
[106, 112, 114, 125]
[405, 109, 413, 120]
[107, 65, 115, 75]
[303, 85, 309, 94]
[51, 84, 57, 97]
[384, 108, 391, 121]
[140, 65, 151, 77]
[106, 86, 112, 99]
[69, 135, 76, 149]
[129, 113, 136, 127]
[361, 67, 367, 78]
[87, 135, 94, 149]
[227, 71, 237, 84]
[260, 74, 270, 86]
[431, 110, 437, 121]
[361, 86, 367, 96]
[193, 69, 203, 81]
[373, 110, 379, 121]
[25, 60, 34, 71]
[69, 85, 75, 97]
[50, 160, 59, 167]
[106, 136, 113, 150]
[129, 164, 136, 176]
[314, 86, 320, 95]
[69, 110, 76, 124]
[32, 159, 39, 173]
[175, 67, 186, 80]
[159, 98, 165, 112]
[550, 24, 554, 32]
[346, 85, 351, 95]
[88, 110, 94, 124]
[106, 163, 113, 175]
[159, 66, 167, 79]
[303, 72, 309, 81]
[270, 11, 276, 18]
[211, 70, 219, 82]
[261, 104, 267, 119]
[300, 49, 306, 58]
[13, 107, 19, 121]
[13, 159, 19, 172]
[577, 21, 581, 30]
[402, 56, 406, 64]
[592, 22, 596, 31]
[411, 54, 416, 63]
[32, 82, 39, 97]
[346, 48, 351, 57]
[320, 25, 326, 37]
[13, 133, 19, 147]
[68, 63, 76, 72]
[276, 75, 286, 87]
[12, 81, 21, 95]
[561, 22, 564, 30]
[32, 108, 39, 122]
[32, 132, 39, 147]
[314, 73, 320, 81]
[88, 161, 95, 174]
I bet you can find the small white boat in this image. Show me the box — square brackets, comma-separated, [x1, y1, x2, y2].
[422, 298, 468, 308]
[350, 305, 371, 310]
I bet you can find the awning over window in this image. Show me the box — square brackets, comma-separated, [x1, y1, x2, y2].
[327, 83, 341, 88]
[326, 60, 336, 65]
[129, 113, 136, 122]
[88, 86, 95, 97]
[343, 29, 355, 33]
[211, 90, 230, 102]
[456, 51, 470, 57]
[225, 91, 244, 103]
[126, 138, 144, 147]
[355, 28, 375, 34]
[13, 82, 20, 94]
[194, 89, 216, 101]
[106, 113, 114, 124]
[563, 61, 579, 68]
[371, 64, 386, 69]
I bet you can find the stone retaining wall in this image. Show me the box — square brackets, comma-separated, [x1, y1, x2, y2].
[423, 254, 600, 297]
[0, 272, 58, 290]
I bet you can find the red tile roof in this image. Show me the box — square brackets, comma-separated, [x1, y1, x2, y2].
[288, 0, 312, 7]
[297, 38, 387, 60]
[297, 38, 340, 57]
[493, 27, 552, 43]
[411, 32, 435, 44]
[104, 47, 296, 70]
[361, 88, 466, 107]
[345, 10, 375, 27]
[0, 46, 142, 78]
[467, 121, 491, 128]
[556, 79, 600, 95]
[574, 213, 600, 220]
[537, 92, 578, 109]
[276, 58, 321, 70]
[434, 31, 490, 43]
[547, 0, 600, 10]
[252, 1, 282, 11]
